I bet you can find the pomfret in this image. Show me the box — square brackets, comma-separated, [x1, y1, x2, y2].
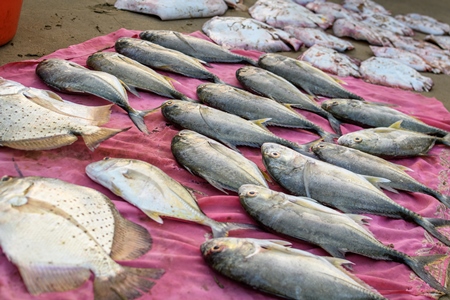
[197, 83, 337, 142]
[86, 52, 193, 101]
[115, 37, 225, 84]
[322, 98, 450, 137]
[139, 30, 257, 66]
[258, 53, 364, 100]
[261, 142, 450, 247]
[0, 176, 163, 299]
[201, 237, 387, 299]
[238, 184, 449, 294]
[337, 121, 450, 157]
[85, 157, 254, 237]
[236, 66, 342, 134]
[312, 141, 450, 208]
[171, 130, 268, 193]
[161, 100, 313, 156]
[36, 58, 152, 134]
[0, 78, 128, 151]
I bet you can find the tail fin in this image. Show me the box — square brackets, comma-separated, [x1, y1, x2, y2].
[327, 113, 342, 136]
[440, 133, 450, 147]
[82, 127, 130, 151]
[426, 189, 450, 209]
[418, 217, 450, 247]
[403, 255, 449, 294]
[319, 131, 339, 143]
[212, 75, 226, 84]
[293, 138, 322, 158]
[94, 266, 165, 300]
[243, 57, 258, 66]
[129, 108, 155, 134]
[209, 220, 259, 238]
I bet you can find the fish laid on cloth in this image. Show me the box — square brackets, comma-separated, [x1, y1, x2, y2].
[311, 141, 450, 209]
[35, 58, 152, 134]
[395, 13, 450, 35]
[171, 130, 268, 193]
[202, 16, 302, 52]
[321, 98, 450, 138]
[337, 121, 450, 158]
[197, 83, 337, 142]
[115, 37, 225, 84]
[258, 53, 364, 100]
[238, 184, 449, 294]
[161, 100, 313, 156]
[0, 78, 128, 151]
[86, 157, 255, 237]
[86, 52, 194, 101]
[139, 30, 258, 66]
[236, 66, 342, 135]
[248, 0, 333, 30]
[299, 45, 361, 78]
[370, 46, 437, 73]
[114, 0, 228, 21]
[261, 142, 450, 248]
[0, 175, 164, 299]
[283, 26, 354, 52]
[201, 237, 387, 299]
[359, 57, 434, 92]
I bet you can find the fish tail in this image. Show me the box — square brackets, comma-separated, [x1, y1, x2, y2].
[180, 95, 199, 103]
[440, 133, 450, 146]
[327, 113, 342, 136]
[403, 255, 449, 294]
[292, 138, 322, 158]
[129, 109, 155, 134]
[81, 127, 130, 151]
[418, 217, 450, 247]
[210, 221, 259, 238]
[212, 76, 226, 85]
[319, 130, 339, 143]
[94, 266, 165, 300]
[427, 189, 450, 209]
[243, 57, 258, 66]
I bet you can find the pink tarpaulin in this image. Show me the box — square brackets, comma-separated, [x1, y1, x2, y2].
[1, 28, 450, 300]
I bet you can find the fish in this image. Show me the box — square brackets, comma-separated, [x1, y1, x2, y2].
[342, 0, 390, 15]
[359, 57, 434, 92]
[86, 51, 194, 101]
[238, 184, 449, 294]
[114, 0, 228, 20]
[283, 26, 354, 52]
[114, 37, 225, 84]
[305, 1, 363, 21]
[235, 66, 342, 135]
[248, 0, 333, 30]
[0, 175, 164, 299]
[171, 130, 268, 193]
[202, 16, 302, 52]
[258, 53, 364, 100]
[425, 35, 450, 51]
[361, 13, 415, 36]
[201, 237, 387, 299]
[0, 78, 128, 151]
[139, 30, 257, 66]
[321, 98, 450, 137]
[85, 157, 255, 237]
[370, 46, 437, 73]
[298, 45, 361, 78]
[311, 141, 450, 208]
[261, 142, 450, 247]
[35, 58, 152, 134]
[196, 83, 337, 142]
[332, 18, 392, 47]
[395, 14, 450, 35]
[160, 100, 313, 156]
[337, 121, 450, 157]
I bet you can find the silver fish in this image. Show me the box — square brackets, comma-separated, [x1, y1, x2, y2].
[238, 184, 448, 294]
[235, 66, 342, 135]
[261, 142, 450, 247]
[0, 78, 128, 151]
[35, 58, 152, 134]
[161, 100, 313, 156]
[85, 157, 253, 237]
[0, 175, 164, 299]
[171, 130, 268, 193]
[337, 121, 450, 157]
[115, 37, 225, 84]
[201, 237, 387, 299]
[312, 141, 450, 208]
[197, 83, 337, 142]
[258, 53, 364, 100]
[139, 30, 257, 66]
[86, 52, 194, 101]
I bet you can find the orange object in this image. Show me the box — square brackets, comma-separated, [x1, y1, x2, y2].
[0, 0, 23, 46]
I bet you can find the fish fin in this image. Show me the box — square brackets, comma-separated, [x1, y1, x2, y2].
[333, 77, 347, 85]
[43, 90, 64, 101]
[361, 175, 391, 188]
[129, 109, 153, 134]
[110, 182, 123, 197]
[203, 177, 230, 195]
[124, 84, 141, 98]
[81, 127, 130, 151]
[261, 169, 273, 183]
[377, 183, 399, 193]
[142, 209, 164, 224]
[389, 120, 404, 129]
[1, 134, 78, 151]
[441, 133, 450, 147]
[173, 31, 198, 52]
[23, 92, 85, 118]
[250, 118, 272, 131]
[327, 113, 342, 136]
[419, 218, 450, 247]
[321, 244, 347, 258]
[110, 207, 153, 261]
[94, 266, 164, 300]
[346, 214, 372, 225]
[210, 221, 259, 238]
[80, 104, 113, 126]
[18, 264, 91, 295]
[213, 76, 226, 84]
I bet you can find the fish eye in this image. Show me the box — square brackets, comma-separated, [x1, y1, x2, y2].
[103, 157, 110, 161]
[247, 191, 258, 197]
[1, 176, 12, 182]
[269, 151, 280, 158]
[317, 144, 325, 148]
[211, 245, 224, 252]
[331, 101, 339, 106]
[354, 137, 363, 143]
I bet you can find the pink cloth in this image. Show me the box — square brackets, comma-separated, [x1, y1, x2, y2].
[1, 28, 450, 300]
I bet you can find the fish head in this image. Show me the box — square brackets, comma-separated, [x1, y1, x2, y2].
[261, 143, 307, 174]
[171, 129, 208, 152]
[238, 184, 274, 206]
[337, 131, 369, 149]
[196, 83, 219, 99]
[311, 141, 344, 158]
[85, 157, 133, 191]
[235, 66, 262, 80]
[0, 176, 32, 207]
[161, 99, 198, 120]
[321, 98, 361, 115]
[201, 237, 257, 266]
[258, 53, 286, 68]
